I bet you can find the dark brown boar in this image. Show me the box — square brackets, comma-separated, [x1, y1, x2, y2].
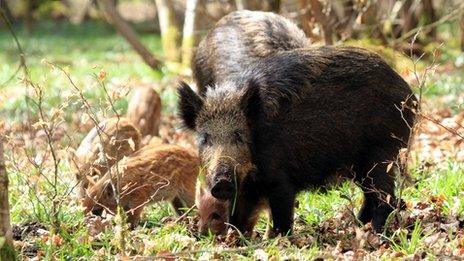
[82, 144, 199, 226]
[178, 46, 416, 236]
[193, 10, 310, 95]
[74, 118, 141, 198]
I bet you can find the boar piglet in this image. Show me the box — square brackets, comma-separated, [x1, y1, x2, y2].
[74, 118, 141, 198]
[196, 186, 230, 235]
[82, 144, 199, 226]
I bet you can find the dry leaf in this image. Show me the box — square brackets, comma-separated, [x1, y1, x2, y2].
[98, 70, 107, 81]
[386, 162, 394, 173]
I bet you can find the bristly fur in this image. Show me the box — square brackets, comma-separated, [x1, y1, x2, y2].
[193, 10, 310, 96]
[74, 118, 141, 199]
[182, 45, 416, 235]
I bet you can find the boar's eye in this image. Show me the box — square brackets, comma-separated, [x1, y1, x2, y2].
[199, 133, 211, 147]
[233, 130, 244, 144]
[210, 212, 221, 221]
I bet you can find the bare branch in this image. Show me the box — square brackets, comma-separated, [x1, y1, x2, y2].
[393, 2, 464, 46]
[155, 0, 181, 62]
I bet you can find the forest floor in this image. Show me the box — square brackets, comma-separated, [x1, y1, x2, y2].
[1, 21, 463, 260]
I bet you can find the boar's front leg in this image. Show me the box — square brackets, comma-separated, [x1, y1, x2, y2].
[266, 177, 296, 236]
[231, 175, 262, 234]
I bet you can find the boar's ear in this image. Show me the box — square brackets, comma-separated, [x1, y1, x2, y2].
[177, 81, 204, 130]
[240, 79, 261, 119]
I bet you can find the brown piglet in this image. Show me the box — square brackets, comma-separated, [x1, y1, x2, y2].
[127, 86, 161, 143]
[74, 117, 141, 198]
[82, 144, 199, 226]
[196, 186, 230, 235]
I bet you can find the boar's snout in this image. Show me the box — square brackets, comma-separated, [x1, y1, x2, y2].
[211, 179, 234, 200]
[210, 164, 235, 200]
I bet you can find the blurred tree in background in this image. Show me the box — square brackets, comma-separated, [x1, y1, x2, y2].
[1, 0, 463, 69]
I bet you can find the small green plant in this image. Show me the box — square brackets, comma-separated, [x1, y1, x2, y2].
[388, 220, 430, 255]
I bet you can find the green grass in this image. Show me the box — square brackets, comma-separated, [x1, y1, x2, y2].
[421, 72, 464, 113]
[0, 21, 166, 122]
[405, 160, 464, 217]
[1, 21, 464, 259]
[389, 220, 429, 255]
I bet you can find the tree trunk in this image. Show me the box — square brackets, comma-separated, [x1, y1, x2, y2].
[264, 0, 280, 13]
[0, 133, 14, 260]
[460, 12, 464, 51]
[360, 2, 388, 45]
[100, 0, 162, 70]
[299, 0, 316, 39]
[337, 0, 357, 41]
[235, 0, 247, 10]
[422, 0, 436, 39]
[68, 0, 93, 24]
[24, 0, 33, 34]
[181, 0, 199, 68]
[400, 0, 417, 37]
[309, 0, 333, 45]
[155, 0, 181, 63]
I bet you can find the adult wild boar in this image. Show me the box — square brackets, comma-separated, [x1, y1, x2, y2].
[193, 10, 309, 95]
[178, 46, 416, 235]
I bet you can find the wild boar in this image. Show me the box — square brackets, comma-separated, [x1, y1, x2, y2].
[74, 118, 141, 198]
[82, 144, 199, 226]
[127, 86, 162, 143]
[196, 186, 230, 235]
[179, 46, 416, 235]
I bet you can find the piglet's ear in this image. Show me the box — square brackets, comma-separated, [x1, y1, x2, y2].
[103, 181, 115, 199]
[240, 79, 261, 119]
[177, 81, 204, 130]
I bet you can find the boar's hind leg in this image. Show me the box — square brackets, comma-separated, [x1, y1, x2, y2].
[357, 190, 376, 224]
[357, 160, 396, 233]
